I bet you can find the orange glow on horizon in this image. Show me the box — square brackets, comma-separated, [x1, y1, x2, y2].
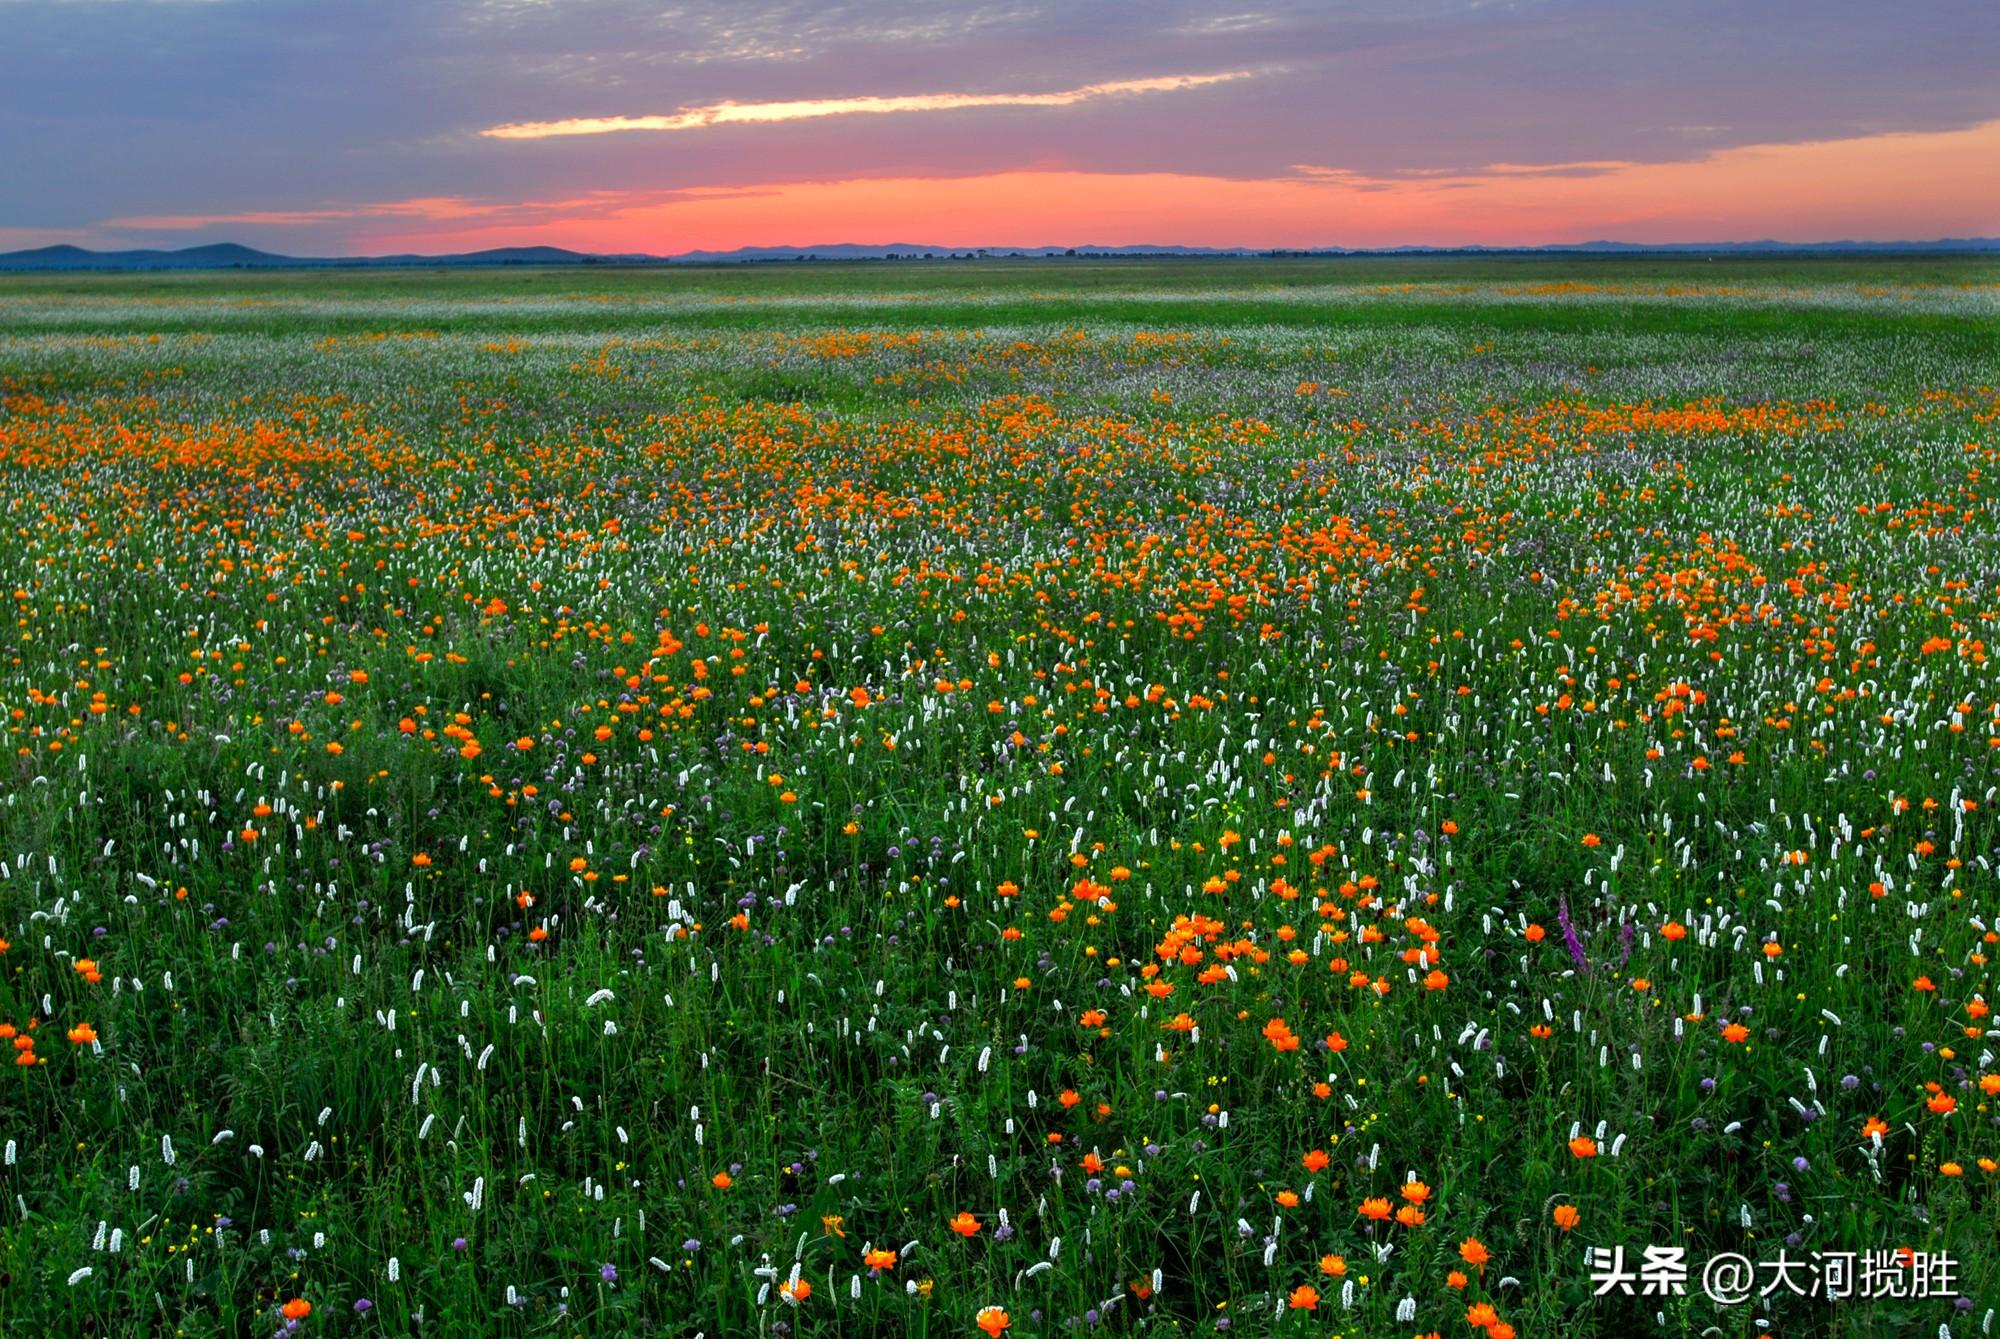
[97, 118, 2000, 256]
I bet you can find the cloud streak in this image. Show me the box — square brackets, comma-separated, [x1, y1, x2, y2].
[481, 70, 1259, 139]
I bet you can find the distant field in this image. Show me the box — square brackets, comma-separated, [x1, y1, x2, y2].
[0, 258, 1996, 1336]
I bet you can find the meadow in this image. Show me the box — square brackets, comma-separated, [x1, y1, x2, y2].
[0, 256, 1996, 1336]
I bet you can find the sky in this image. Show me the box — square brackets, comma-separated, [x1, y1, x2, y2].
[2, 0, 1997, 255]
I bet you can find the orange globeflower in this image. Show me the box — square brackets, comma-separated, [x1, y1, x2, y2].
[949, 1211, 981, 1237]
[779, 1278, 811, 1302]
[1927, 1093, 1957, 1115]
[1553, 1204, 1581, 1231]
[1580, 833, 1602, 848]
[1318, 1253, 1347, 1276]
[1569, 1136, 1598, 1158]
[976, 1307, 1011, 1336]
[281, 1299, 311, 1320]
[1860, 1116, 1890, 1141]
[67, 1023, 98, 1045]
[1262, 1017, 1300, 1051]
[710, 1171, 732, 1189]
[1302, 1148, 1331, 1173]
[1459, 1237, 1491, 1270]
[863, 1248, 896, 1273]
[1358, 1197, 1392, 1220]
[1400, 1180, 1431, 1205]
[1288, 1284, 1320, 1310]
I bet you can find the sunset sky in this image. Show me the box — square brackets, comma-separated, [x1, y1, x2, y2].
[3, 0, 1997, 255]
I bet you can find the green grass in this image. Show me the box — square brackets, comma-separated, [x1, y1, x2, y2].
[0, 258, 1995, 1337]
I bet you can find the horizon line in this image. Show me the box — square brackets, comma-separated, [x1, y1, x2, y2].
[7, 235, 2000, 267]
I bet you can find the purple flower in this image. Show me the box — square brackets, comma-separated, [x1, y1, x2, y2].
[600, 1263, 619, 1284]
[1557, 896, 1590, 974]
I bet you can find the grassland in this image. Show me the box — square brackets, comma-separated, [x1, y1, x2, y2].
[0, 257, 1997, 1336]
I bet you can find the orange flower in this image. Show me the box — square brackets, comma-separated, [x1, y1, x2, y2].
[779, 1278, 811, 1302]
[1552, 1204, 1581, 1231]
[1301, 1148, 1330, 1173]
[949, 1211, 981, 1237]
[67, 1023, 97, 1045]
[1860, 1116, 1889, 1141]
[976, 1307, 1011, 1336]
[281, 1300, 311, 1321]
[863, 1248, 896, 1273]
[1580, 833, 1602, 848]
[1358, 1196, 1392, 1220]
[1318, 1253, 1347, 1276]
[1927, 1093, 1957, 1115]
[1568, 1136, 1598, 1158]
[1721, 1022, 1750, 1044]
[1458, 1237, 1490, 1270]
[1287, 1284, 1320, 1310]
[710, 1171, 732, 1189]
[1262, 1017, 1300, 1052]
[1400, 1180, 1431, 1205]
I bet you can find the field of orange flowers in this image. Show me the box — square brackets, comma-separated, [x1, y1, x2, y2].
[0, 259, 1995, 1336]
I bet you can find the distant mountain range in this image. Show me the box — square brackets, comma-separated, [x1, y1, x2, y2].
[3, 237, 1997, 271]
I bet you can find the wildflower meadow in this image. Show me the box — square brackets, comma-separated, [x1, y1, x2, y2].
[0, 256, 1996, 1336]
